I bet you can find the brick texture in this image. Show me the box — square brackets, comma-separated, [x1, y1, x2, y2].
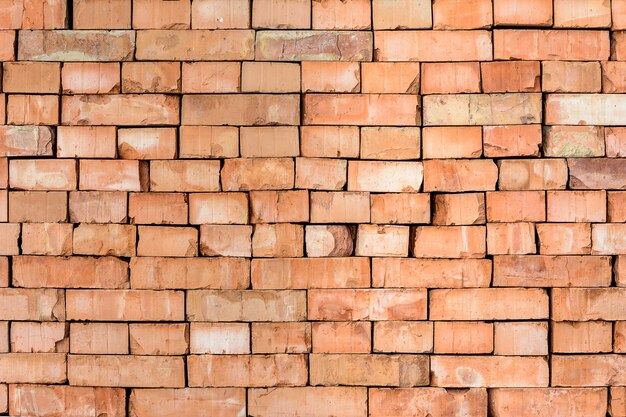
[0, 1, 625, 416]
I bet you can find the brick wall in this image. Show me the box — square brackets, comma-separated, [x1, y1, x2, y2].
[0, 0, 626, 416]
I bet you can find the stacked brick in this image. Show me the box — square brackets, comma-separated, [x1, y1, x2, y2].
[0, 0, 626, 416]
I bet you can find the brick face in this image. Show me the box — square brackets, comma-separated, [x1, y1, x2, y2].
[2, 1, 625, 415]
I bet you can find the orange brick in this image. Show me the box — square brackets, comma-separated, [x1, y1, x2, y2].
[73, 0, 131, 29]
[483, 125, 542, 157]
[543, 61, 601, 92]
[360, 127, 420, 160]
[130, 388, 245, 417]
[433, 0, 492, 29]
[0, 31, 14, 60]
[301, 62, 360, 93]
[57, 126, 116, 158]
[252, 223, 304, 257]
[8, 191, 67, 223]
[0, 353, 66, 384]
[498, 159, 568, 190]
[422, 126, 482, 159]
[80, 160, 147, 192]
[494, 29, 610, 60]
[554, 0, 611, 28]
[552, 355, 626, 386]
[373, 321, 433, 353]
[371, 0, 432, 29]
[592, 224, 626, 255]
[137, 226, 198, 257]
[179, 126, 239, 158]
[0, 125, 53, 157]
[2, 62, 60, 93]
[433, 193, 485, 225]
[300, 126, 359, 158]
[19, 30, 133, 61]
[370, 388, 486, 417]
[493, 0, 552, 26]
[0, 288, 64, 321]
[537, 223, 591, 255]
[310, 192, 370, 224]
[545, 126, 605, 157]
[252, 322, 311, 353]
[0, 223, 19, 255]
[9, 159, 76, 191]
[182, 62, 240, 93]
[486, 191, 546, 222]
[413, 226, 486, 258]
[250, 190, 309, 223]
[603, 62, 626, 93]
[137, 30, 253, 61]
[118, 128, 177, 159]
[312, 322, 371, 353]
[481, 61, 541, 93]
[361, 62, 419, 94]
[355, 224, 409, 257]
[348, 161, 422, 192]
[552, 288, 626, 321]
[150, 160, 220, 192]
[552, 321, 612, 353]
[250, 387, 365, 417]
[370, 193, 430, 224]
[252, 0, 310, 29]
[616, 322, 626, 352]
[21, 222, 72, 255]
[490, 388, 607, 416]
[611, 387, 626, 417]
[189, 192, 248, 225]
[609, 192, 626, 222]
[70, 322, 129, 354]
[7, 95, 58, 125]
[10, 322, 67, 353]
[242, 61, 300, 93]
[222, 158, 294, 191]
[129, 193, 188, 225]
[73, 224, 135, 256]
[434, 321, 493, 354]
[421, 62, 481, 94]
[192, 0, 250, 29]
[69, 191, 127, 223]
[190, 322, 249, 354]
[200, 224, 252, 257]
[240, 126, 299, 157]
[494, 321, 548, 355]
[121, 62, 180, 93]
[257, 30, 373, 61]
[568, 158, 626, 189]
[487, 222, 536, 255]
[423, 160, 497, 192]
[132, 0, 190, 29]
[312, 0, 371, 30]
[61, 62, 120, 94]
[129, 323, 188, 355]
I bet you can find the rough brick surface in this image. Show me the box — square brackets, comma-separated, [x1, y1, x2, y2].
[1, 1, 625, 415]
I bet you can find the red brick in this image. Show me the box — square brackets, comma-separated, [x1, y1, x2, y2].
[312, 322, 371, 353]
[130, 388, 245, 417]
[250, 387, 366, 417]
[10, 321, 67, 353]
[493, 0, 553, 26]
[240, 126, 299, 157]
[70, 322, 129, 354]
[494, 322, 548, 355]
[129, 193, 187, 225]
[486, 191, 545, 222]
[192, 0, 250, 29]
[0, 353, 66, 383]
[483, 125, 541, 157]
[616, 322, 626, 352]
[302, 62, 360, 93]
[256, 30, 372, 61]
[375, 30, 492, 61]
[355, 224, 409, 257]
[370, 193, 430, 224]
[312, 0, 370, 30]
[422, 126, 482, 159]
[372, 0, 432, 29]
[179, 126, 239, 158]
[300, 126, 359, 158]
[308, 289, 427, 321]
[19, 30, 133, 61]
[373, 321, 433, 353]
[361, 62, 420, 94]
[552, 321, 613, 353]
[568, 158, 626, 189]
[433, 193, 485, 225]
[372, 258, 491, 288]
[80, 160, 147, 192]
[602, 62, 626, 93]
[498, 159, 568, 190]
[21, 222, 73, 255]
[57, 126, 116, 158]
[494, 30, 610, 60]
[9, 159, 76, 191]
[433, 0, 492, 29]
[489, 388, 607, 416]
[7, 95, 58, 125]
[61, 62, 120, 94]
[130, 323, 188, 355]
[137, 30, 253, 60]
[250, 190, 308, 223]
[0, 223, 19, 255]
[252, 223, 304, 257]
[200, 224, 252, 257]
[73, 221, 133, 257]
[481, 61, 541, 93]
[8, 193, 67, 223]
[554, 0, 610, 28]
[552, 288, 626, 321]
[552, 355, 626, 386]
[132, 0, 190, 29]
[537, 223, 591, 255]
[606, 127, 626, 157]
[2, 62, 60, 93]
[434, 321, 493, 354]
[252, 322, 311, 353]
[424, 160, 497, 192]
[360, 127, 420, 160]
[609, 192, 626, 222]
[118, 128, 177, 159]
[242, 62, 300, 93]
[611, 387, 626, 417]
[150, 160, 220, 192]
[182, 62, 240, 93]
[547, 190, 606, 222]
[543, 61, 601, 92]
[222, 158, 294, 191]
[348, 161, 422, 192]
[69, 191, 127, 223]
[137, 225, 198, 257]
[73, 0, 130, 29]
[487, 222, 536, 255]
[69, 355, 185, 387]
[252, 0, 310, 29]
[412, 226, 486, 258]
[122, 62, 180, 93]
[189, 192, 248, 225]
[190, 323, 249, 354]
[370, 388, 487, 417]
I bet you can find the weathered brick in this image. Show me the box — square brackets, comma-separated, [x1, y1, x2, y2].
[361, 62, 420, 94]
[360, 127, 420, 160]
[80, 160, 147, 191]
[606, 127, 626, 157]
[494, 30, 610, 60]
[300, 126, 359, 158]
[57, 126, 117, 158]
[192, 0, 250, 29]
[423, 160, 497, 192]
[487, 222, 537, 255]
[486, 191, 546, 222]
[374, 321, 433, 353]
[118, 128, 177, 159]
[552, 321, 613, 353]
[302, 61, 360, 93]
[252, 223, 303, 257]
[370, 193, 430, 224]
[129, 193, 187, 225]
[552, 355, 626, 386]
[10, 322, 68, 353]
[546, 94, 626, 125]
[240, 127, 299, 157]
[372, 258, 492, 288]
[256, 30, 372, 61]
[537, 223, 591, 255]
[70, 322, 129, 354]
[433, 193, 485, 225]
[242, 62, 300, 93]
[489, 388, 607, 416]
[132, 0, 190, 29]
[498, 159, 568, 190]
[136, 30, 253, 60]
[0, 353, 66, 384]
[312, 321, 371, 353]
[355, 224, 409, 257]
[483, 125, 542, 157]
[568, 158, 626, 189]
[130, 388, 245, 417]
[19, 30, 134, 61]
[179, 126, 239, 158]
[553, 288, 626, 321]
[312, 0, 371, 30]
[7, 94, 58, 125]
[189, 192, 248, 224]
[252, 0, 310, 29]
[542, 61, 601, 92]
[433, 0, 492, 29]
[251, 190, 309, 223]
[481, 61, 541, 93]
[2, 61, 60, 93]
[10, 159, 77, 191]
[73, 224, 136, 256]
[182, 62, 240, 93]
[137, 226, 198, 257]
[190, 323, 249, 354]
[494, 321, 548, 355]
[493, 0, 552, 26]
[69, 191, 127, 223]
[348, 161, 422, 192]
[609, 192, 626, 222]
[370, 388, 487, 417]
[0, 126, 53, 156]
[306, 225, 354, 257]
[61, 62, 120, 94]
[200, 225, 252, 257]
[252, 322, 311, 353]
[129, 323, 188, 355]
[73, 0, 131, 29]
[554, 0, 611, 28]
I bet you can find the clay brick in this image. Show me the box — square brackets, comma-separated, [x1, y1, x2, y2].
[0, 126, 53, 157]
[9, 159, 76, 191]
[179, 126, 239, 158]
[489, 388, 607, 416]
[355, 224, 409, 257]
[553, 288, 626, 321]
[188, 354, 308, 387]
[0, 30, 14, 60]
[300, 126, 360, 158]
[431, 356, 549, 388]
[370, 193, 430, 224]
[0, 223, 19, 255]
[67, 289, 184, 321]
[483, 125, 540, 157]
[121, 62, 180, 93]
[537, 223, 591, 255]
[310, 192, 370, 223]
[361, 62, 420, 94]
[63, 94, 179, 126]
[433, 193, 485, 226]
[312, 322, 371, 353]
[493, 0, 553, 26]
[8, 191, 67, 223]
[0, 322, 6, 352]
[552, 355, 626, 386]
[19, 30, 133, 61]
[200, 224, 252, 257]
[0, 353, 66, 383]
[612, 31, 626, 60]
[250, 190, 309, 223]
[543, 61, 601, 93]
[486, 191, 545, 222]
[130, 388, 245, 417]
[568, 158, 626, 189]
[421, 62, 480, 95]
[80, 160, 147, 192]
[69, 355, 185, 387]
[609, 192, 626, 222]
[302, 62, 360, 93]
[434, 321, 493, 354]
[183, 94, 299, 126]
[370, 388, 487, 417]
[602, 61, 626, 93]
[70, 322, 129, 354]
[69, 191, 127, 223]
[592, 224, 626, 254]
[308, 289, 427, 321]
[312, 0, 370, 30]
[130, 323, 188, 355]
[182, 62, 240, 93]
[222, 158, 294, 191]
[252, 223, 304, 257]
[73, 0, 130, 29]
[360, 127, 420, 160]
[132, 0, 190, 29]
[494, 322, 548, 355]
[0, 190, 5, 223]
[250, 387, 366, 417]
[150, 160, 220, 192]
[0, 157, 6, 187]
[61, 62, 120, 94]
[552, 321, 612, 353]
[310, 354, 429, 387]
[373, 258, 491, 288]
[130, 257, 250, 289]
[433, 0, 492, 29]
[493, 255, 612, 287]
[487, 222, 536, 255]
[422, 126, 482, 159]
[186, 290, 306, 321]
[57, 126, 116, 158]
[21, 222, 72, 255]
[304, 94, 419, 126]
[73, 224, 135, 256]
[413, 226, 486, 258]
[189, 192, 249, 224]
[7, 95, 59, 125]
[9, 385, 126, 417]
[371, 0, 432, 29]
[423, 160, 497, 192]
[252, 0, 310, 29]
[252, 322, 311, 353]
[137, 225, 198, 257]
[430, 288, 549, 320]
[240, 126, 299, 157]
[348, 161, 423, 192]
[544, 125, 605, 157]
[129, 193, 187, 225]
[494, 30, 610, 60]
[190, 322, 249, 354]
[423, 93, 542, 126]
[242, 62, 300, 93]
[375, 30, 492, 62]
[0, 257, 7, 287]
[192, 0, 250, 29]
[611, 387, 626, 417]
[118, 128, 177, 159]
[2, 62, 60, 93]
[374, 321, 433, 353]
[10, 322, 68, 353]
[251, 257, 369, 289]
[607, 128, 626, 157]
[481, 61, 541, 93]
[616, 322, 626, 352]
[498, 159, 568, 190]
[546, 94, 626, 126]
[554, 0, 610, 28]
[256, 31, 372, 61]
